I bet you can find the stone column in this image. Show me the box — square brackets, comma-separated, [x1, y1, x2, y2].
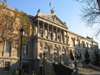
[57, 50, 59, 63]
[47, 24, 49, 39]
[43, 22, 45, 38]
[63, 30, 65, 43]
[49, 49, 51, 61]
[37, 20, 39, 36]
[59, 55, 62, 63]
[60, 29, 61, 42]
[65, 50, 67, 63]
[58, 55, 60, 63]
[66, 31, 69, 43]
[52, 53, 54, 62]
[52, 25, 54, 40]
[56, 27, 58, 41]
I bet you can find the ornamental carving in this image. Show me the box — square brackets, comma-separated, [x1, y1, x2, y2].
[55, 44, 58, 48]
[45, 42, 49, 46]
[40, 42, 43, 48]
[44, 46, 49, 52]
[77, 37, 80, 41]
[54, 47, 57, 50]
[71, 37, 75, 40]
[58, 46, 61, 50]
[50, 44, 53, 49]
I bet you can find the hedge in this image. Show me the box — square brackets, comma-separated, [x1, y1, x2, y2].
[52, 63, 73, 75]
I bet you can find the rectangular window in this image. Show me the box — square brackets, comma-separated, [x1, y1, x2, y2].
[46, 36, 48, 39]
[83, 42, 85, 48]
[49, 33, 52, 39]
[6, 42, 11, 52]
[90, 44, 92, 50]
[40, 30, 43, 37]
[57, 35, 59, 39]
[78, 41, 80, 47]
[72, 40, 75, 46]
[91, 47, 92, 50]
[23, 45, 28, 54]
[87, 43, 89, 49]
[5, 62, 10, 70]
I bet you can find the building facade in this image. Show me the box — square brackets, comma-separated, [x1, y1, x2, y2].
[0, 7, 99, 74]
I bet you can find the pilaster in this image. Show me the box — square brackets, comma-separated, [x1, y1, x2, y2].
[60, 29, 61, 42]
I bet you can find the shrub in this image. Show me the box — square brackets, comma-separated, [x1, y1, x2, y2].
[53, 63, 73, 75]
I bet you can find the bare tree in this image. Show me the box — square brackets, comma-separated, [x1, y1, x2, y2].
[75, 0, 100, 36]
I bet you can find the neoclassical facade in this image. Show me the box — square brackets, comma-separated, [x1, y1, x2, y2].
[0, 7, 98, 74]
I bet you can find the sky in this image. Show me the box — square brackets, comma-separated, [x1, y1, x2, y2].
[6, 0, 100, 48]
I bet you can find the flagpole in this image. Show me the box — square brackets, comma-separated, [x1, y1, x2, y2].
[49, 1, 51, 13]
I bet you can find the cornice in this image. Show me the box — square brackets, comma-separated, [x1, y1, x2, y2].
[34, 36, 70, 46]
[0, 57, 19, 60]
[67, 30, 98, 44]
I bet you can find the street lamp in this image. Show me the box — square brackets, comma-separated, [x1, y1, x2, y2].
[19, 28, 24, 75]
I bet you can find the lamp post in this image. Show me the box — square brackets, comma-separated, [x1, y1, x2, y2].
[19, 28, 24, 75]
[43, 52, 45, 75]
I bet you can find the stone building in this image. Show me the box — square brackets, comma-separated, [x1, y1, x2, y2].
[0, 6, 98, 74]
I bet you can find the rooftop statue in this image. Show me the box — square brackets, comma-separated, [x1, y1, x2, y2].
[51, 7, 55, 14]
